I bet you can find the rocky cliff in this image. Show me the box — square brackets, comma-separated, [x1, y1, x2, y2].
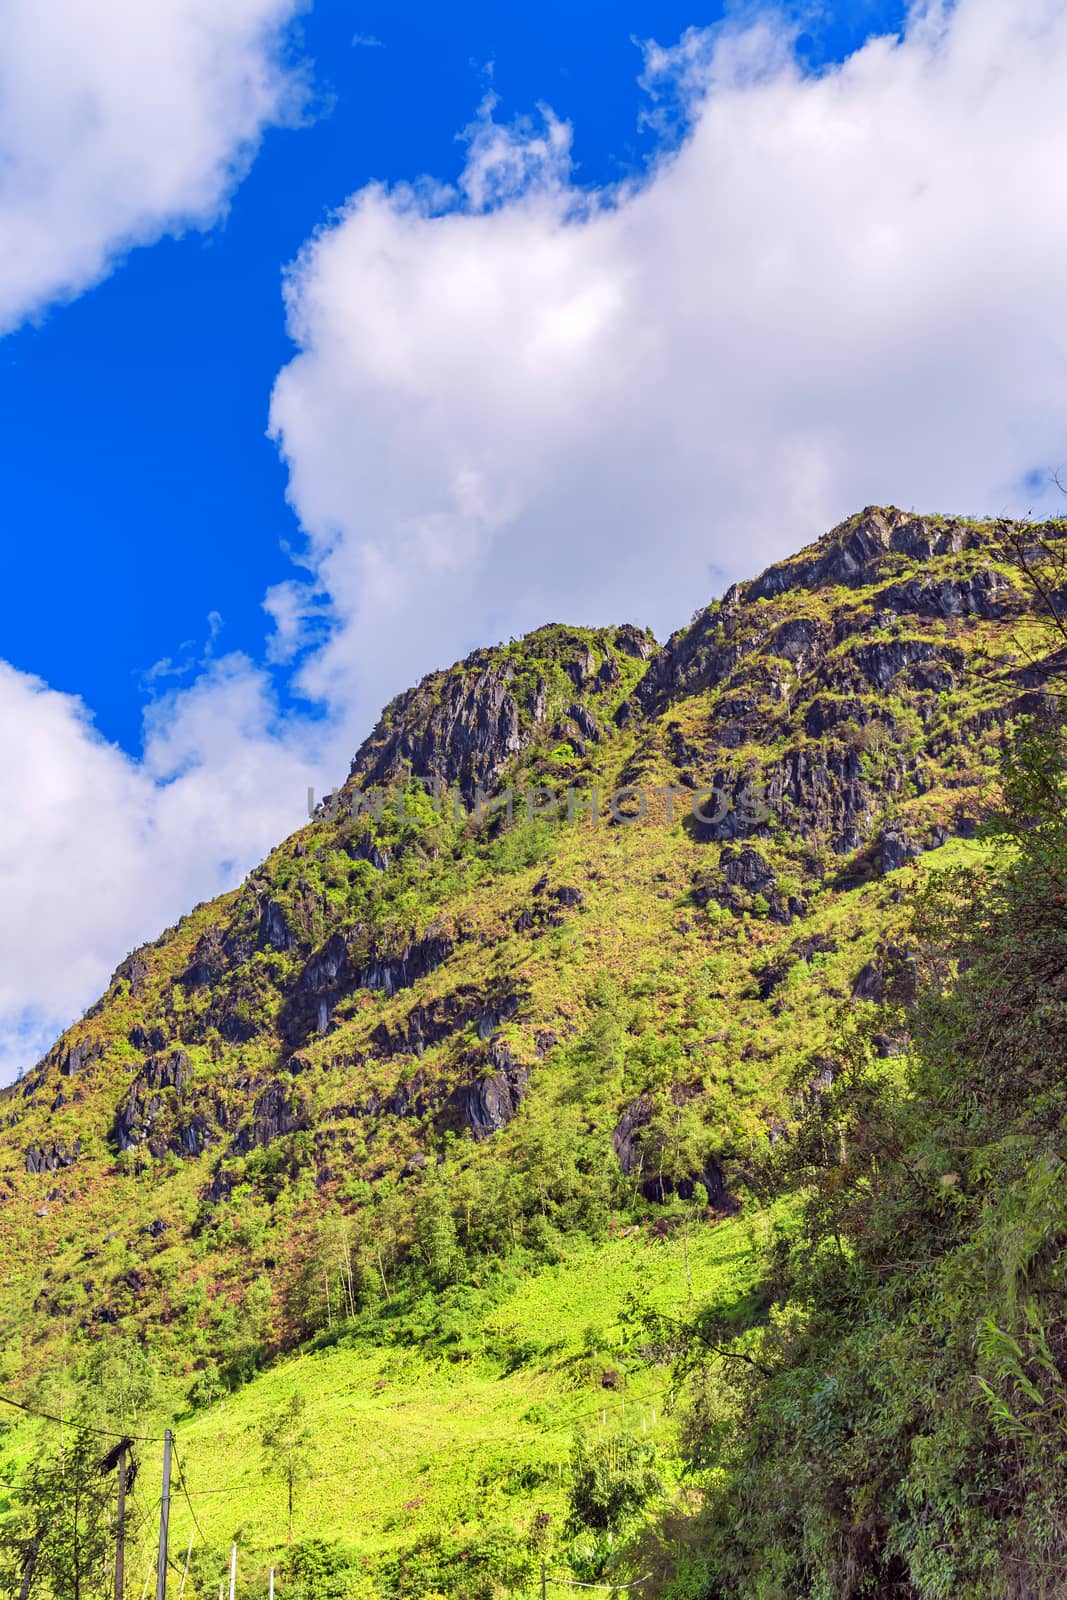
[0, 506, 1058, 1380]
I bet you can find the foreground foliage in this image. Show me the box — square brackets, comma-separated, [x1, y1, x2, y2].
[681, 720, 1067, 1598]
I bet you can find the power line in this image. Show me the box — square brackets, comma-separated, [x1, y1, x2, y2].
[548, 1572, 654, 1591]
[0, 1392, 161, 1443]
[2, 1365, 674, 1530]
[171, 1440, 209, 1547]
[159, 1382, 673, 1505]
[508, 1382, 673, 1444]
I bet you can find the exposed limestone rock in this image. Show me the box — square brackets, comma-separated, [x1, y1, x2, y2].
[461, 1036, 530, 1139]
[114, 1049, 193, 1155]
[611, 1093, 656, 1179]
[233, 1082, 309, 1152]
[623, 510, 1027, 743]
[566, 702, 603, 743]
[129, 1023, 168, 1053]
[611, 1094, 734, 1209]
[25, 1139, 80, 1174]
[721, 846, 776, 895]
[58, 1037, 103, 1077]
[873, 567, 1015, 620]
[476, 994, 523, 1040]
[298, 925, 455, 1002]
[693, 746, 878, 856]
[112, 953, 151, 993]
[553, 885, 584, 908]
[299, 932, 348, 996]
[258, 899, 293, 951]
[851, 944, 919, 1007]
[755, 933, 839, 1001]
[357, 926, 455, 997]
[384, 1069, 438, 1118]
[745, 507, 980, 602]
[182, 929, 229, 989]
[373, 989, 477, 1056]
[345, 625, 647, 803]
[803, 698, 892, 739]
[347, 829, 390, 871]
[881, 828, 919, 874]
[693, 846, 803, 925]
[562, 643, 596, 688]
[512, 881, 584, 937]
[615, 623, 656, 659]
[851, 961, 886, 1002]
[770, 614, 828, 670]
[850, 637, 941, 693]
[177, 1116, 210, 1156]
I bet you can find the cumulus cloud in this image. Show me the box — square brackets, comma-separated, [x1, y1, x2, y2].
[0, 655, 338, 1084]
[0, 0, 323, 1081]
[0, 0, 308, 332]
[8, 0, 1067, 1084]
[269, 0, 1067, 734]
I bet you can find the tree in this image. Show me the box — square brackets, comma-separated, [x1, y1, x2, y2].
[413, 1174, 460, 1289]
[640, 1098, 713, 1296]
[283, 1538, 366, 1600]
[83, 1336, 157, 1433]
[260, 1392, 313, 1544]
[684, 711, 1067, 1598]
[0, 1429, 129, 1600]
[566, 1431, 662, 1536]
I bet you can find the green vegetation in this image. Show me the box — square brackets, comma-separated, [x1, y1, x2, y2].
[2, 508, 1066, 1596]
[674, 717, 1067, 1598]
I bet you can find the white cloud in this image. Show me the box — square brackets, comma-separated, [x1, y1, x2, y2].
[8, 0, 1067, 1085]
[0, 0, 308, 333]
[0, 655, 340, 1084]
[0, 0, 322, 1082]
[269, 0, 1067, 736]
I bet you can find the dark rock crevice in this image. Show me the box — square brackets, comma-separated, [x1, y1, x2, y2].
[460, 1034, 530, 1140]
[25, 1139, 80, 1174]
[611, 1094, 735, 1209]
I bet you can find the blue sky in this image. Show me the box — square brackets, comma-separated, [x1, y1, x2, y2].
[1, 0, 906, 756]
[2, 0, 1066, 1082]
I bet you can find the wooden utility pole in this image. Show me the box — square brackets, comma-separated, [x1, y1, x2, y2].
[114, 1443, 128, 1600]
[155, 1430, 172, 1600]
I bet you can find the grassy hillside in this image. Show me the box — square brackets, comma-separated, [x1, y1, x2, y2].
[1, 507, 1064, 1597]
[94, 1213, 777, 1596]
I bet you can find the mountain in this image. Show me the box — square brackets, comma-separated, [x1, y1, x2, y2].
[0, 506, 1060, 1596]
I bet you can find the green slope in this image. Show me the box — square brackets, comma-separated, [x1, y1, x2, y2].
[0, 507, 1063, 1597]
[136, 1215, 773, 1592]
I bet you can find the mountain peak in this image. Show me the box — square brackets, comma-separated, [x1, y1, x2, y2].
[742, 504, 999, 603]
[345, 621, 657, 802]
[625, 507, 1021, 720]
